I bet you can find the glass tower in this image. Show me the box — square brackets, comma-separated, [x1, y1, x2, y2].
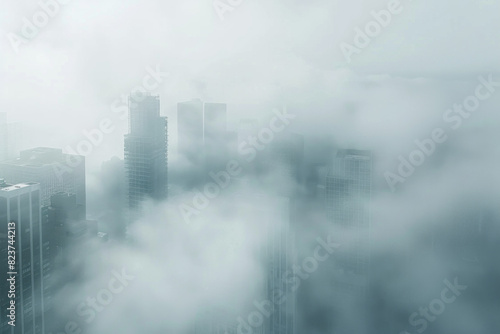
[124, 94, 168, 210]
[0, 181, 46, 334]
[325, 149, 372, 334]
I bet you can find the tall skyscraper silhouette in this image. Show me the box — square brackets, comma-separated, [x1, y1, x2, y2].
[177, 99, 204, 165]
[325, 149, 372, 334]
[203, 102, 227, 174]
[0, 180, 47, 334]
[47, 192, 97, 264]
[237, 192, 296, 334]
[124, 94, 168, 210]
[177, 100, 228, 185]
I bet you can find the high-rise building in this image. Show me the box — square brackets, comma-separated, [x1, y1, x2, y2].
[177, 99, 204, 164]
[41, 192, 98, 334]
[0, 113, 23, 163]
[98, 157, 126, 238]
[47, 192, 97, 263]
[236, 192, 296, 334]
[203, 103, 227, 142]
[203, 102, 228, 174]
[177, 100, 229, 184]
[124, 94, 168, 210]
[325, 149, 372, 334]
[0, 147, 86, 210]
[306, 163, 328, 199]
[192, 307, 238, 334]
[0, 180, 47, 334]
[191, 191, 296, 334]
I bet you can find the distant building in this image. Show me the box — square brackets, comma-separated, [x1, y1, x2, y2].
[98, 157, 126, 238]
[306, 163, 328, 199]
[177, 100, 229, 184]
[177, 99, 204, 165]
[41, 193, 98, 334]
[237, 192, 296, 334]
[124, 94, 168, 210]
[203, 103, 227, 143]
[192, 307, 238, 334]
[204, 102, 228, 174]
[325, 149, 372, 334]
[0, 180, 47, 334]
[0, 147, 86, 209]
[47, 192, 97, 263]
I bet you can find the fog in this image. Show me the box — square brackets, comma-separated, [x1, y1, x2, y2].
[1, 0, 500, 333]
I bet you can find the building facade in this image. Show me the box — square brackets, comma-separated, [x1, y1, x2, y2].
[0, 180, 47, 334]
[177, 99, 204, 165]
[125, 94, 168, 210]
[325, 149, 372, 334]
[203, 102, 228, 174]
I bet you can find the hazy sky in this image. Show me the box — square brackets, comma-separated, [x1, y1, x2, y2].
[1, 0, 499, 128]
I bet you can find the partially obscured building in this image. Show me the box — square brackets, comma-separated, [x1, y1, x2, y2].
[177, 100, 229, 184]
[203, 102, 228, 174]
[0, 180, 47, 334]
[125, 94, 168, 210]
[237, 192, 296, 334]
[325, 149, 372, 334]
[47, 192, 97, 263]
[177, 99, 204, 164]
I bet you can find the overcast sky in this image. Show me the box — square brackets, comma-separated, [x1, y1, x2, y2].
[1, 0, 499, 126]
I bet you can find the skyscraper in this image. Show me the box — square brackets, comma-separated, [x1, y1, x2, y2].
[177, 99, 204, 164]
[236, 192, 296, 334]
[0, 147, 86, 209]
[203, 103, 227, 142]
[124, 94, 168, 210]
[177, 100, 229, 184]
[325, 149, 372, 334]
[203, 102, 228, 174]
[47, 192, 97, 264]
[0, 180, 47, 334]
[41, 193, 98, 334]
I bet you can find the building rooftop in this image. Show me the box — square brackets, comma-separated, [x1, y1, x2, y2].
[0, 179, 39, 192]
[336, 149, 372, 160]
